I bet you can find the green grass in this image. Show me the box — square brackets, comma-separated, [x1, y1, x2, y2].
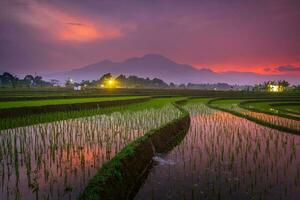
[187, 97, 211, 104]
[209, 99, 243, 109]
[0, 97, 184, 130]
[208, 98, 300, 134]
[272, 104, 300, 114]
[0, 96, 146, 109]
[243, 101, 299, 113]
[241, 100, 300, 120]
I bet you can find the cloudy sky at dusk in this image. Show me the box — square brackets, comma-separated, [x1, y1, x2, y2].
[0, 0, 300, 76]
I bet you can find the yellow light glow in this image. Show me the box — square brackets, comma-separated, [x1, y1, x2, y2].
[269, 85, 279, 92]
[104, 79, 117, 88]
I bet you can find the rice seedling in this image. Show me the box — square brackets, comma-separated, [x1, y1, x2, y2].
[0, 104, 181, 200]
[0, 96, 145, 109]
[210, 99, 300, 133]
[0, 97, 183, 131]
[135, 103, 300, 199]
[229, 103, 300, 131]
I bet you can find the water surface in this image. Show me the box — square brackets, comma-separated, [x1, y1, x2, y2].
[135, 104, 300, 200]
[0, 105, 180, 200]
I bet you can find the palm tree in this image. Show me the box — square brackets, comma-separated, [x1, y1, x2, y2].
[278, 80, 290, 92]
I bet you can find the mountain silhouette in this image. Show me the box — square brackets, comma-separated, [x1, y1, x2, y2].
[47, 54, 299, 85]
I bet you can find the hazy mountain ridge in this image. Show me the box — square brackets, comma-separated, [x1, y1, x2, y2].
[47, 54, 299, 85]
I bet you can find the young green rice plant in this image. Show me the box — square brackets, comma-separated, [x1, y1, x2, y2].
[0, 97, 183, 130]
[135, 103, 300, 200]
[211, 100, 300, 133]
[229, 103, 300, 131]
[0, 104, 181, 200]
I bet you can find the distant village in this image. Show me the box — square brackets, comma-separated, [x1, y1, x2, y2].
[0, 72, 298, 92]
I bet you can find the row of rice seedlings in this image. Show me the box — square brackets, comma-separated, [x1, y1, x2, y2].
[0, 97, 182, 131]
[0, 104, 181, 200]
[135, 104, 300, 200]
[229, 104, 300, 131]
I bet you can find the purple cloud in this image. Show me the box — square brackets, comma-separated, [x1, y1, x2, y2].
[0, 0, 300, 75]
[276, 65, 300, 72]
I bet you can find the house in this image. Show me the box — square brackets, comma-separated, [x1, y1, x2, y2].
[74, 85, 81, 91]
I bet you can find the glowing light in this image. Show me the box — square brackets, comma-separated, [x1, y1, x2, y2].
[108, 80, 113, 85]
[103, 78, 117, 88]
[269, 84, 279, 92]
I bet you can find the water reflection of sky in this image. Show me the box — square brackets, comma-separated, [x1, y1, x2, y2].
[135, 105, 300, 200]
[0, 105, 180, 200]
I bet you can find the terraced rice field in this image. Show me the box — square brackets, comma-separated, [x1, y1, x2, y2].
[210, 99, 300, 133]
[241, 100, 300, 119]
[0, 97, 184, 130]
[0, 104, 181, 200]
[0, 96, 146, 109]
[1, 93, 300, 200]
[135, 103, 300, 200]
[273, 103, 300, 116]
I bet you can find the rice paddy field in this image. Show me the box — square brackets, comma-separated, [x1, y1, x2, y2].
[135, 103, 300, 200]
[0, 88, 299, 200]
[0, 96, 146, 109]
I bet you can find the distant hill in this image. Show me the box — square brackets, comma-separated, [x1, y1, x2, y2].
[46, 54, 300, 85]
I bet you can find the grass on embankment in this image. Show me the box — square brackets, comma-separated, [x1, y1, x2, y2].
[272, 103, 300, 115]
[208, 98, 300, 135]
[0, 97, 185, 131]
[187, 97, 211, 104]
[78, 103, 190, 200]
[240, 100, 300, 120]
[0, 96, 146, 109]
[0, 96, 152, 119]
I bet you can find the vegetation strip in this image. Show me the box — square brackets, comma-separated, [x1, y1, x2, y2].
[207, 99, 300, 135]
[0, 97, 183, 131]
[270, 103, 300, 115]
[78, 103, 190, 200]
[239, 99, 300, 120]
[0, 96, 150, 118]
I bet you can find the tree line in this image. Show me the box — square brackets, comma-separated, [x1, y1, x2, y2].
[253, 80, 291, 92]
[0, 72, 54, 88]
[1, 71, 299, 91]
[66, 73, 170, 89]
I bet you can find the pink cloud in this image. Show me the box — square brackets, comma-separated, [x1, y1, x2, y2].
[12, 1, 122, 42]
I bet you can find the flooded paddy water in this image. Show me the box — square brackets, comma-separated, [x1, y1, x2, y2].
[0, 105, 181, 200]
[135, 104, 300, 200]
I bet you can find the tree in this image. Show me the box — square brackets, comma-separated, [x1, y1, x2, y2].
[169, 82, 175, 88]
[115, 74, 126, 88]
[178, 83, 186, 89]
[0, 72, 17, 87]
[24, 75, 34, 87]
[50, 79, 60, 86]
[98, 73, 113, 88]
[278, 80, 289, 91]
[65, 79, 74, 88]
[99, 73, 112, 83]
[33, 76, 43, 86]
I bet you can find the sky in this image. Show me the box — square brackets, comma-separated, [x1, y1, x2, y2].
[0, 0, 300, 76]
